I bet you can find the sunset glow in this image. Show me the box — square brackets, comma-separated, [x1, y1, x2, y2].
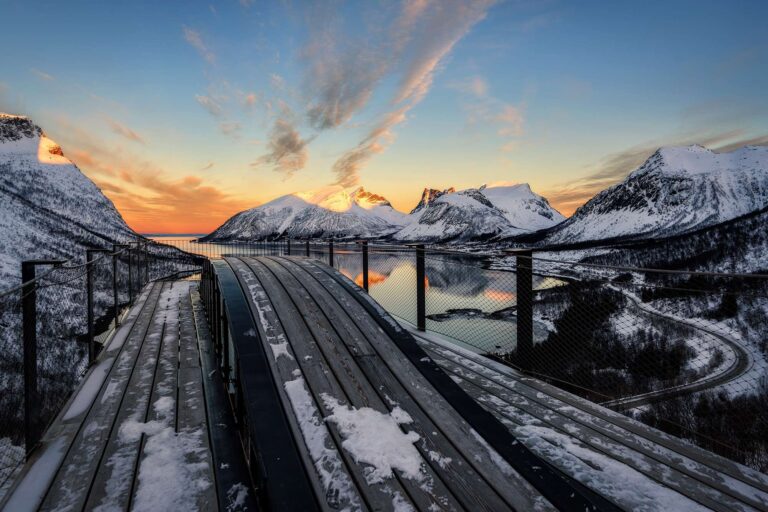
[1, 1, 766, 233]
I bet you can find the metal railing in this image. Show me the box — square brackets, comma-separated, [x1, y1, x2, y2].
[0, 239, 200, 492]
[126, 237, 768, 471]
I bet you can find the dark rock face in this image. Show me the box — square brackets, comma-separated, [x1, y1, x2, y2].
[409, 187, 456, 215]
[0, 115, 42, 143]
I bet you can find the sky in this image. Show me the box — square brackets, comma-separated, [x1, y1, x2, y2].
[1, 0, 767, 233]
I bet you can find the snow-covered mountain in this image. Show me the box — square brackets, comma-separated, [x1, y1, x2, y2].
[393, 184, 564, 242]
[201, 186, 408, 241]
[0, 113, 137, 282]
[540, 145, 768, 246]
[205, 183, 564, 243]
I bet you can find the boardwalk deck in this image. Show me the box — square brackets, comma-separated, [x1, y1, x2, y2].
[1, 280, 255, 512]
[3, 256, 767, 512]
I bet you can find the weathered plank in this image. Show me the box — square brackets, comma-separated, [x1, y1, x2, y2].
[294, 257, 559, 512]
[272, 257, 533, 512]
[39, 282, 164, 512]
[419, 335, 768, 511]
[234, 256, 409, 511]
[84, 282, 174, 510]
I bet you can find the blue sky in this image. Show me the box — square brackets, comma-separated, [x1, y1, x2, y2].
[1, 0, 766, 232]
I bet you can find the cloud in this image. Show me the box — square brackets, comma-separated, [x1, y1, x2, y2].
[51, 121, 251, 233]
[269, 73, 286, 91]
[543, 129, 768, 216]
[239, 0, 254, 7]
[30, 68, 54, 81]
[105, 117, 145, 144]
[183, 26, 216, 64]
[330, 0, 496, 186]
[253, 115, 310, 178]
[219, 121, 242, 136]
[242, 92, 258, 108]
[196, 94, 223, 117]
[452, 75, 488, 97]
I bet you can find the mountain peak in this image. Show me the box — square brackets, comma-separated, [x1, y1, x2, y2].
[410, 187, 455, 215]
[0, 113, 43, 144]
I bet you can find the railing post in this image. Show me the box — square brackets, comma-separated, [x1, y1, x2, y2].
[361, 241, 369, 291]
[305, 239, 310, 257]
[286, 239, 291, 256]
[113, 244, 128, 326]
[86, 249, 110, 365]
[509, 249, 533, 371]
[328, 240, 334, 267]
[127, 243, 134, 304]
[21, 259, 63, 455]
[415, 244, 426, 331]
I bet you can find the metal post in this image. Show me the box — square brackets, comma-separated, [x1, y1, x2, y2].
[510, 249, 533, 371]
[415, 244, 426, 331]
[286, 239, 291, 256]
[361, 241, 369, 291]
[127, 244, 134, 304]
[86, 249, 110, 365]
[113, 244, 128, 326]
[328, 240, 334, 267]
[305, 239, 310, 257]
[21, 259, 63, 454]
[144, 244, 150, 284]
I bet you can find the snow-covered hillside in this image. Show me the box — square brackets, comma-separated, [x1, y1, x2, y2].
[0, 113, 136, 283]
[393, 184, 564, 242]
[541, 145, 768, 245]
[201, 186, 408, 241]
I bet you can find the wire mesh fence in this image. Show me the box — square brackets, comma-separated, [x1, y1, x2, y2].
[301, 241, 768, 471]
[0, 239, 202, 493]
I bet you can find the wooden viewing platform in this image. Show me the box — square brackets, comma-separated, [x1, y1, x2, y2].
[2, 256, 767, 511]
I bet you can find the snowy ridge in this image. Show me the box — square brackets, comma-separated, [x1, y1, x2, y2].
[0, 113, 137, 283]
[201, 186, 408, 242]
[393, 184, 564, 243]
[542, 145, 768, 245]
[205, 182, 564, 243]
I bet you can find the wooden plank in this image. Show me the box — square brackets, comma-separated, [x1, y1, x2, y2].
[211, 259, 320, 511]
[227, 257, 367, 512]
[39, 282, 164, 512]
[293, 257, 558, 512]
[83, 282, 173, 510]
[428, 333, 768, 496]
[423, 344, 751, 512]
[2, 284, 156, 512]
[234, 257, 409, 511]
[179, 283, 201, 369]
[419, 336, 768, 511]
[272, 257, 530, 512]
[191, 287, 257, 512]
[255, 257, 464, 512]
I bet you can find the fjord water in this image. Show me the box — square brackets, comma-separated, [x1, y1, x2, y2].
[150, 236, 556, 355]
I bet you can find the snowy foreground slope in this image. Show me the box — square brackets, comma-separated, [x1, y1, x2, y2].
[0, 113, 136, 284]
[540, 145, 768, 246]
[205, 183, 564, 243]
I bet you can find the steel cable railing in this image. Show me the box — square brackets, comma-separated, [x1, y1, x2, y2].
[0, 240, 201, 495]
[136, 236, 768, 471]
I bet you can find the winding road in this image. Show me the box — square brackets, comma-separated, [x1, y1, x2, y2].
[600, 288, 754, 410]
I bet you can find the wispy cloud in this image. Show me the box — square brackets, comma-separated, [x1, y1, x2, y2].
[252, 114, 311, 179]
[183, 26, 216, 64]
[30, 68, 54, 81]
[219, 121, 242, 136]
[330, 0, 497, 186]
[105, 117, 145, 144]
[196, 94, 223, 117]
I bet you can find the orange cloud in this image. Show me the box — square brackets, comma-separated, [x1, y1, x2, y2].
[54, 122, 251, 233]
